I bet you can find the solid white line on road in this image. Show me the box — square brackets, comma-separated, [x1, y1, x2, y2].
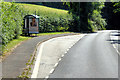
[31, 34, 86, 78]
[31, 43, 44, 78]
[49, 69, 55, 74]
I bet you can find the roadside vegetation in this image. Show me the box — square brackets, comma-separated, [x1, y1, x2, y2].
[1, 1, 120, 78]
[19, 3, 71, 19]
[1, 1, 120, 56]
[2, 36, 31, 56]
[0, 2, 73, 55]
[2, 32, 71, 56]
[19, 3, 73, 33]
[65, 2, 107, 32]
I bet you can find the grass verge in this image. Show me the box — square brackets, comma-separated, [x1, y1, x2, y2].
[37, 32, 72, 36]
[2, 36, 32, 56]
[1, 32, 72, 58]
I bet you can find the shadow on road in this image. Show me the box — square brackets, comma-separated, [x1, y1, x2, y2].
[107, 39, 120, 44]
[107, 31, 120, 44]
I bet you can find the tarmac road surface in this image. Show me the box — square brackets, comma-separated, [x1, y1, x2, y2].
[49, 30, 119, 79]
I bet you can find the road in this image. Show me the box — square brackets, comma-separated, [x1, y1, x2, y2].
[48, 31, 119, 79]
[2, 33, 77, 78]
[35, 34, 85, 78]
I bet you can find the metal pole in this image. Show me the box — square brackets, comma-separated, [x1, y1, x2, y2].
[35, 11, 36, 15]
[79, 2, 80, 32]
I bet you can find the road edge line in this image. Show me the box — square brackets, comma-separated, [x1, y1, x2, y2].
[31, 34, 86, 78]
[110, 31, 120, 55]
[31, 43, 44, 78]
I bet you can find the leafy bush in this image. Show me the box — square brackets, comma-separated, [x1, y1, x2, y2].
[19, 3, 73, 32]
[0, 2, 25, 49]
[0, 2, 73, 51]
[39, 16, 72, 32]
[88, 9, 107, 31]
[65, 2, 107, 32]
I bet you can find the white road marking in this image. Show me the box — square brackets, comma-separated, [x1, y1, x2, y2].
[65, 51, 67, 54]
[113, 44, 116, 49]
[31, 43, 44, 78]
[58, 58, 61, 61]
[116, 50, 119, 54]
[45, 76, 49, 79]
[69, 46, 71, 49]
[49, 69, 54, 74]
[31, 34, 86, 78]
[114, 46, 120, 54]
[110, 32, 120, 55]
[66, 49, 69, 51]
[54, 63, 58, 67]
[61, 54, 64, 57]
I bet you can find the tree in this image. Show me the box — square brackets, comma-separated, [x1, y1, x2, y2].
[102, 2, 120, 30]
[114, 1, 120, 13]
[65, 2, 106, 32]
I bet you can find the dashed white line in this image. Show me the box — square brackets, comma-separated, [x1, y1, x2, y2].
[44, 76, 49, 80]
[54, 63, 58, 67]
[47, 35, 86, 78]
[110, 33, 120, 55]
[65, 51, 67, 54]
[49, 69, 55, 74]
[112, 40, 119, 54]
[66, 49, 69, 51]
[45, 76, 49, 79]
[69, 46, 71, 49]
[114, 46, 120, 54]
[31, 34, 86, 78]
[61, 54, 64, 57]
[116, 50, 119, 54]
[113, 44, 116, 49]
[58, 58, 61, 61]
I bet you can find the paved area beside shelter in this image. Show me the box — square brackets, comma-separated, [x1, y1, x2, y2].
[2, 33, 78, 78]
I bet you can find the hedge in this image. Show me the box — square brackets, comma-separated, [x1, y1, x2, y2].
[0, 2, 73, 53]
[0, 2, 25, 47]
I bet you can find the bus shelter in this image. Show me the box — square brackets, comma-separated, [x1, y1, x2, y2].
[23, 15, 40, 35]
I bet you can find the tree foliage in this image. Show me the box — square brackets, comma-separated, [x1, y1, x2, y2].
[0, 2, 24, 46]
[113, 1, 120, 13]
[102, 2, 120, 30]
[65, 2, 107, 32]
[0, 2, 73, 49]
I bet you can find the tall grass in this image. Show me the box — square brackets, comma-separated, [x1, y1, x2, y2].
[18, 3, 72, 19]
[17, 3, 73, 32]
